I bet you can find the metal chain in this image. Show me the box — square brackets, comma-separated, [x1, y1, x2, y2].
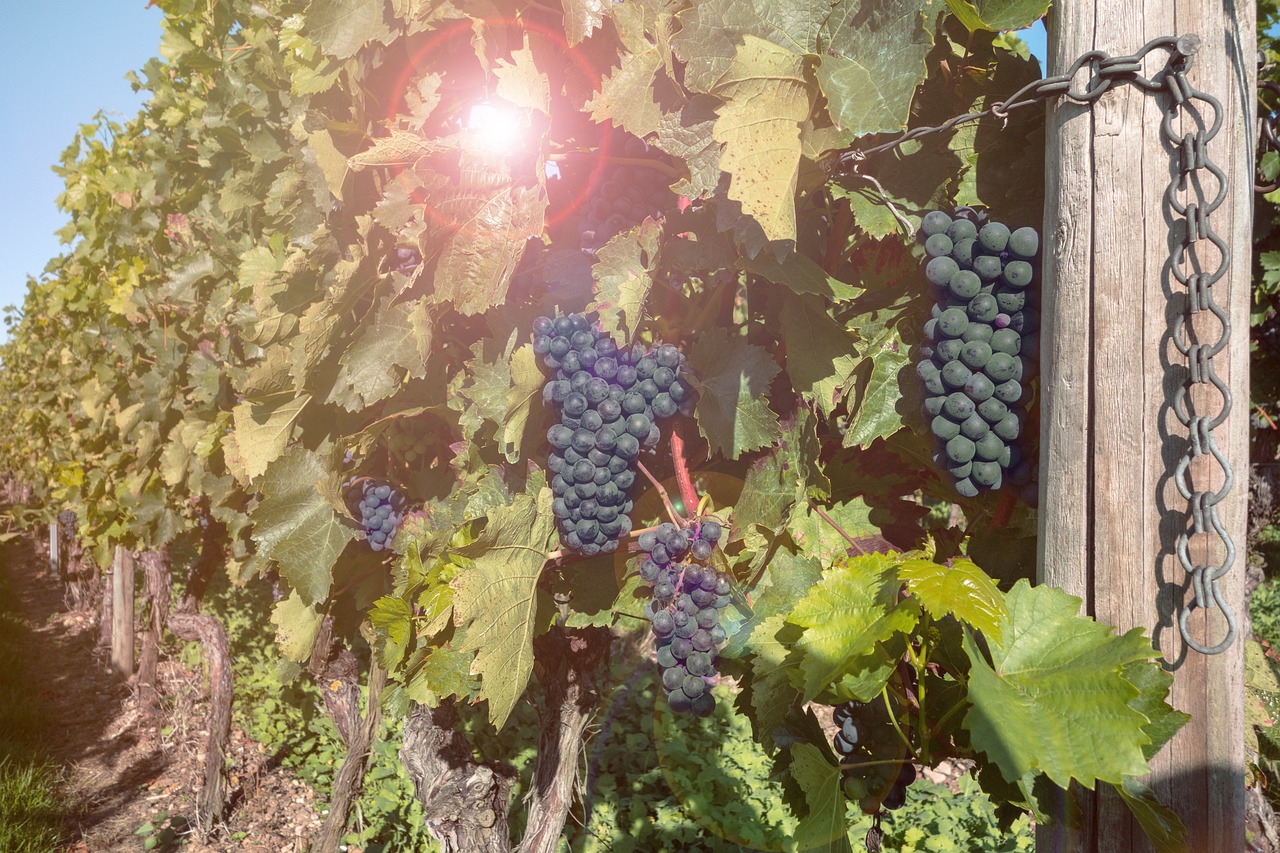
[826, 35, 1236, 655]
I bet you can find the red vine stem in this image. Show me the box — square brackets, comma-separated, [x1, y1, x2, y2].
[669, 424, 698, 516]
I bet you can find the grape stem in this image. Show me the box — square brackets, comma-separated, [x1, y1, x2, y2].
[669, 424, 699, 515]
[881, 686, 914, 756]
[636, 460, 686, 526]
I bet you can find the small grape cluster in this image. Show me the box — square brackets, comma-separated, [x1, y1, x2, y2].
[916, 209, 1040, 503]
[385, 421, 430, 465]
[354, 481, 406, 552]
[577, 130, 674, 256]
[533, 312, 693, 556]
[832, 700, 916, 814]
[638, 520, 728, 717]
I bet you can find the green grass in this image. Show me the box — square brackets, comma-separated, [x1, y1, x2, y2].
[0, 547, 72, 852]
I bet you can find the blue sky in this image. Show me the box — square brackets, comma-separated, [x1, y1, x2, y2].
[0, 9, 1047, 338]
[0, 3, 163, 321]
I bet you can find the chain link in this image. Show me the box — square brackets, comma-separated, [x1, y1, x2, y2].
[826, 36, 1236, 655]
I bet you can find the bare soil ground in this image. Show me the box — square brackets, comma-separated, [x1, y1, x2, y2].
[2, 530, 328, 852]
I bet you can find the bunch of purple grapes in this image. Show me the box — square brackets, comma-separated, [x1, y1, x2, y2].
[533, 312, 693, 556]
[915, 208, 1040, 504]
[638, 520, 728, 717]
[831, 699, 916, 814]
[577, 129, 674, 256]
[354, 481, 405, 552]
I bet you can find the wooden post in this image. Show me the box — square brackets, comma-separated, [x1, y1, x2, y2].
[47, 522, 58, 580]
[110, 547, 134, 677]
[1040, 2, 1253, 851]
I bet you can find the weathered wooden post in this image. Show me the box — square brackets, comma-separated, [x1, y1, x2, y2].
[1039, 1, 1254, 851]
[110, 546, 134, 677]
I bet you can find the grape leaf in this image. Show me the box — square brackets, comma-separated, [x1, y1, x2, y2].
[303, 0, 396, 60]
[746, 614, 805, 740]
[962, 580, 1159, 789]
[843, 324, 909, 448]
[431, 184, 547, 316]
[370, 595, 415, 670]
[562, 0, 608, 45]
[944, 0, 1049, 32]
[502, 344, 546, 464]
[272, 590, 325, 664]
[688, 327, 781, 460]
[451, 488, 557, 728]
[788, 743, 854, 853]
[786, 498, 880, 565]
[251, 446, 355, 606]
[818, 0, 942, 137]
[786, 553, 919, 701]
[780, 296, 859, 418]
[400, 645, 478, 708]
[711, 36, 813, 245]
[588, 50, 665, 140]
[349, 130, 455, 169]
[493, 40, 551, 114]
[1122, 661, 1189, 761]
[743, 251, 862, 301]
[898, 556, 1007, 642]
[589, 218, 662, 344]
[327, 300, 429, 412]
[230, 393, 313, 483]
[671, 0, 826, 93]
[734, 409, 830, 535]
[1115, 776, 1188, 853]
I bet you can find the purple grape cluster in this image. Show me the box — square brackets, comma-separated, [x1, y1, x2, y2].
[832, 700, 916, 814]
[638, 520, 728, 717]
[354, 481, 405, 552]
[577, 129, 674, 256]
[916, 208, 1040, 504]
[534, 312, 693, 556]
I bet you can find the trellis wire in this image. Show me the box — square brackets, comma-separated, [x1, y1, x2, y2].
[827, 35, 1236, 656]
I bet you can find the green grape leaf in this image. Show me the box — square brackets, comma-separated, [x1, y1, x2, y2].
[401, 645, 478, 708]
[944, 0, 1049, 32]
[588, 50, 665, 139]
[349, 130, 455, 169]
[1121, 660, 1189, 761]
[272, 590, 325, 664]
[711, 36, 812, 245]
[734, 409, 830, 535]
[962, 580, 1159, 789]
[562, 0, 608, 45]
[789, 743, 854, 853]
[786, 553, 918, 701]
[303, 0, 397, 60]
[451, 488, 557, 728]
[671, 0, 824, 93]
[230, 393, 313, 484]
[743, 251, 862, 301]
[1115, 776, 1188, 853]
[898, 556, 1007, 642]
[652, 95, 722, 199]
[370, 595, 415, 671]
[786, 498, 881, 565]
[843, 324, 909, 448]
[328, 300, 429, 412]
[723, 545, 822, 658]
[493, 40, 551, 114]
[589, 217, 662, 344]
[818, 0, 941, 137]
[251, 446, 355, 606]
[780, 296, 859, 418]
[432, 184, 547, 316]
[747, 614, 805, 740]
[502, 344, 546, 464]
[688, 327, 782, 460]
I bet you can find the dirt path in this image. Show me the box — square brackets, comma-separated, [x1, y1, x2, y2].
[1, 529, 326, 852]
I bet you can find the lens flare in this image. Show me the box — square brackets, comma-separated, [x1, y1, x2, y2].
[466, 102, 525, 156]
